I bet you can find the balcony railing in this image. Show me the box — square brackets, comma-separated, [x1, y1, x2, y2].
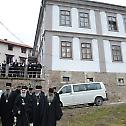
[0, 64, 42, 79]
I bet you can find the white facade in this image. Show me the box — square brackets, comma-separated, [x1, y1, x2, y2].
[52, 5, 97, 35]
[52, 36, 100, 72]
[0, 40, 32, 64]
[100, 12, 126, 37]
[36, 0, 126, 74]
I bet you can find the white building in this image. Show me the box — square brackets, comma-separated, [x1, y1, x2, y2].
[33, 0, 126, 101]
[0, 39, 32, 64]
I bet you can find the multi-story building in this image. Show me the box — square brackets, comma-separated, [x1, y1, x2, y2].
[33, 0, 126, 101]
[0, 39, 32, 64]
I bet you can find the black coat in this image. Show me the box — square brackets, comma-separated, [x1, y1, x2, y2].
[46, 95, 63, 126]
[32, 92, 47, 126]
[0, 91, 17, 126]
[27, 92, 34, 123]
[13, 94, 32, 126]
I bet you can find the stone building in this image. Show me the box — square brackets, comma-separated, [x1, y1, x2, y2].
[33, 0, 126, 101]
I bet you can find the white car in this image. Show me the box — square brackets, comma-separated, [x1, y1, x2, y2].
[58, 82, 108, 107]
[0, 90, 2, 98]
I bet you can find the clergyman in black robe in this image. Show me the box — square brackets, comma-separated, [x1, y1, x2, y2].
[13, 86, 32, 126]
[27, 87, 34, 124]
[32, 85, 47, 126]
[46, 88, 63, 126]
[0, 82, 17, 126]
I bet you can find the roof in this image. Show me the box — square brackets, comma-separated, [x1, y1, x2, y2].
[0, 39, 32, 49]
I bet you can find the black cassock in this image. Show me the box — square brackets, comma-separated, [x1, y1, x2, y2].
[32, 92, 47, 126]
[46, 96, 63, 126]
[0, 91, 17, 126]
[13, 95, 32, 126]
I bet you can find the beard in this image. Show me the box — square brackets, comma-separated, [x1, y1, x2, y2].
[21, 93, 26, 97]
[47, 94, 54, 103]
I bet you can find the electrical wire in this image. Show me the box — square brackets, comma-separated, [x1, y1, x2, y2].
[0, 20, 24, 44]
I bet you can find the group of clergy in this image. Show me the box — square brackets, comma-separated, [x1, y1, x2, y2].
[0, 83, 63, 126]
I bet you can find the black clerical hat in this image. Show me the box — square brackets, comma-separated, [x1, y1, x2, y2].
[49, 88, 54, 93]
[6, 83, 12, 87]
[22, 86, 28, 90]
[36, 85, 42, 89]
[29, 87, 33, 90]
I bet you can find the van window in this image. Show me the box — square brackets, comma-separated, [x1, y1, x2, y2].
[60, 85, 71, 94]
[73, 84, 87, 92]
[87, 83, 101, 90]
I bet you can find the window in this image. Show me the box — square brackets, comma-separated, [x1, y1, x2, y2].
[6, 54, 13, 64]
[108, 16, 118, 31]
[21, 47, 26, 53]
[81, 43, 92, 60]
[79, 12, 90, 28]
[87, 83, 101, 90]
[63, 77, 70, 82]
[8, 44, 13, 51]
[124, 18, 126, 32]
[61, 41, 72, 58]
[117, 78, 124, 85]
[112, 45, 122, 61]
[73, 84, 87, 92]
[87, 78, 94, 82]
[60, 85, 71, 94]
[60, 10, 71, 26]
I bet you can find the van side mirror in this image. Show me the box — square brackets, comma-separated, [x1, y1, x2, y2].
[59, 90, 63, 94]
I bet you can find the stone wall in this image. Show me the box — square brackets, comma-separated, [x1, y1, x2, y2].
[46, 71, 126, 102]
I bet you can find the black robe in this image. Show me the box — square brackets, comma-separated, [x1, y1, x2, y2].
[27, 92, 34, 123]
[46, 95, 63, 126]
[32, 92, 47, 126]
[54, 92, 63, 107]
[0, 91, 17, 126]
[13, 94, 32, 126]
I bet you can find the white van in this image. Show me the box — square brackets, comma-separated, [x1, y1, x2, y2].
[58, 82, 108, 106]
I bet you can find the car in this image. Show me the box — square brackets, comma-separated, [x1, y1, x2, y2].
[0, 90, 2, 98]
[57, 82, 108, 107]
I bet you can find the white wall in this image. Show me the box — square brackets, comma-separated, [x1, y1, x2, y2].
[52, 5, 96, 35]
[52, 36, 100, 72]
[104, 40, 126, 73]
[100, 12, 126, 37]
[0, 43, 29, 64]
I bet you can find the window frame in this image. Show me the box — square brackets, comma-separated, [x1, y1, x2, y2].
[79, 11, 90, 28]
[81, 42, 93, 60]
[60, 10, 71, 26]
[21, 47, 26, 53]
[111, 44, 122, 62]
[61, 41, 72, 59]
[8, 44, 13, 51]
[107, 15, 118, 32]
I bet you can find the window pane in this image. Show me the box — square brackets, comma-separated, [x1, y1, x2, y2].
[108, 16, 117, 31]
[112, 45, 122, 61]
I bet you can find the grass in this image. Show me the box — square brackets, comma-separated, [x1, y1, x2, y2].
[58, 104, 126, 126]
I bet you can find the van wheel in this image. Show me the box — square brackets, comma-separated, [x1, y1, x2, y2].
[95, 97, 103, 106]
[88, 103, 94, 106]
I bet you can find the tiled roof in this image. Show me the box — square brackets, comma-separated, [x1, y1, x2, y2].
[0, 39, 32, 49]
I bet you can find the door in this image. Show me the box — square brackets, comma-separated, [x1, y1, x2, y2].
[59, 85, 73, 106]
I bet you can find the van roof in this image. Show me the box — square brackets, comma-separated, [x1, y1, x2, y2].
[63, 82, 103, 86]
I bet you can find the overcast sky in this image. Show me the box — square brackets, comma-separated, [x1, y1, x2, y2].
[0, 0, 126, 47]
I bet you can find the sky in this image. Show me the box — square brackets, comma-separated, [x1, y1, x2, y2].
[0, 0, 126, 47]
